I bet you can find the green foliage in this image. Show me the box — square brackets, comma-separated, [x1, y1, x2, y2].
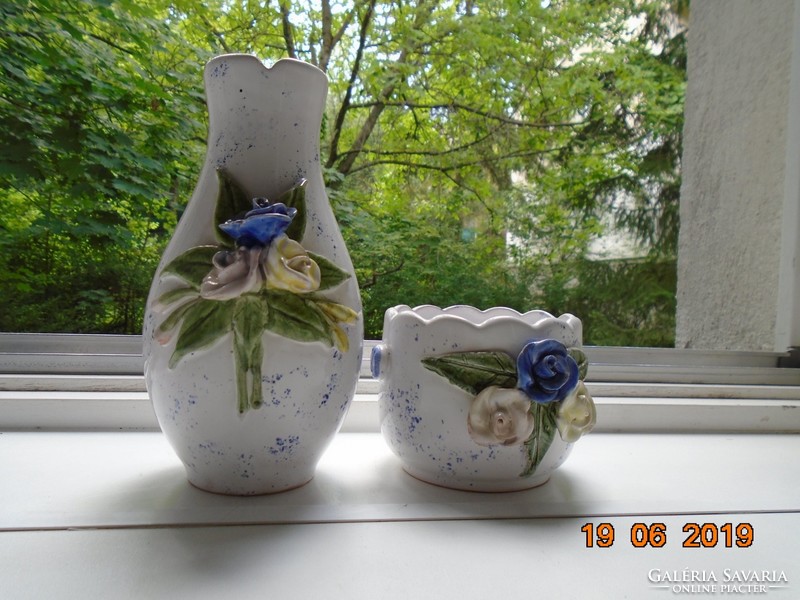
[0, 0, 686, 346]
[309, 252, 352, 292]
[161, 246, 219, 288]
[155, 168, 356, 414]
[422, 351, 518, 397]
[232, 294, 267, 411]
[534, 257, 678, 347]
[214, 169, 252, 245]
[168, 298, 235, 369]
[522, 401, 559, 477]
[0, 0, 207, 332]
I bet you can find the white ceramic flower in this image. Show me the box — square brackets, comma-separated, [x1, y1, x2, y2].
[200, 246, 264, 300]
[265, 234, 321, 293]
[467, 385, 535, 446]
[556, 382, 596, 443]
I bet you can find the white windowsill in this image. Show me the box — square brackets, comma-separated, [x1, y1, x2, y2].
[0, 431, 798, 598]
[3, 431, 799, 530]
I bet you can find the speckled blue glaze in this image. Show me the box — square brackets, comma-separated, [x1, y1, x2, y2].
[376, 305, 582, 492]
[143, 55, 363, 495]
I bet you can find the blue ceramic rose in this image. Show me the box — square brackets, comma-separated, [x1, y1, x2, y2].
[516, 338, 579, 404]
[219, 199, 297, 247]
[201, 198, 312, 301]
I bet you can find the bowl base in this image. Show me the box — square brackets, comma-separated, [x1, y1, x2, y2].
[402, 465, 551, 493]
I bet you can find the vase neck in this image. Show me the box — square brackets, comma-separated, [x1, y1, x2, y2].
[203, 55, 328, 201]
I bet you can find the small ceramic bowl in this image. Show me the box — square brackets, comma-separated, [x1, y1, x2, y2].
[371, 305, 595, 492]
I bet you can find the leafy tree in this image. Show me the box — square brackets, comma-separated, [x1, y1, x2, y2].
[0, 0, 207, 331]
[0, 0, 686, 345]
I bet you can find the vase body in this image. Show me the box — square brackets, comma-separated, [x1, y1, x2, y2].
[143, 55, 363, 495]
[373, 306, 593, 492]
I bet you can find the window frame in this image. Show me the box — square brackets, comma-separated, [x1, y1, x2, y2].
[1, 333, 798, 433]
[3, 5, 800, 435]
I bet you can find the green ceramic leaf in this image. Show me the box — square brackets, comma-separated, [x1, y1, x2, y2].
[265, 291, 333, 347]
[421, 351, 517, 396]
[156, 286, 198, 307]
[568, 347, 589, 379]
[169, 298, 235, 369]
[278, 179, 306, 242]
[308, 251, 351, 291]
[233, 295, 268, 364]
[246, 337, 265, 409]
[233, 295, 268, 411]
[215, 169, 251, 246]
[520, 401, 559, 478]
[233, 338, 250, 413]
[160, 246, 218, 289]
[156, 296, 201, 336]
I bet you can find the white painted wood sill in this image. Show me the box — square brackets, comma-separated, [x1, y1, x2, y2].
[0, 432, 798, 599]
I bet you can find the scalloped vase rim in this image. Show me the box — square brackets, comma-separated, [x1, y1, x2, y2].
[205, 54, 326, 77]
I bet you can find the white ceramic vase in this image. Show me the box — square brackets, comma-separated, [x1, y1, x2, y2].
[143, 55, 363, 495]
[372, 305, 595, 492]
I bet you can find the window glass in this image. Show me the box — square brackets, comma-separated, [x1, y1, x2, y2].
[1, 0, 687, 346]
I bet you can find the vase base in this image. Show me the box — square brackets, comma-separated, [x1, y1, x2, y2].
[401, 465, 551, 493]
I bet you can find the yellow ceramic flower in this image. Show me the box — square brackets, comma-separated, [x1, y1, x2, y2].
[265, 234, 321, 293]
[467, 385, 535, 446]
[556, 381, 596, 443]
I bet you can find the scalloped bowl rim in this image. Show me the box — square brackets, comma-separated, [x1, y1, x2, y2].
[385, 304, 579, 329]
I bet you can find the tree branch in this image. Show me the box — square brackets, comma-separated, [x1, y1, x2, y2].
[359, 260, 406, 289]
[346, 145, 569, 176]
[332, 1, 439, 177]
[198, 14, 231, 54]
[348, 100, 584, 129]
[85, 32, 136, 57]
[441, 171, 497, 228]
[336, 129, 496, 160]
[324, 3, 358, 70]
[325, 0, 376, 170]
[279, 1, 297, 58]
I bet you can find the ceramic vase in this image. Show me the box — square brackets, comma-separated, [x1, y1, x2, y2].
[372, 305, 595, 492]
[143, 55, 363, 495]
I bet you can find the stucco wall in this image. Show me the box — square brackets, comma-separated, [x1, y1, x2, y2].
[676, 0, 795, 350]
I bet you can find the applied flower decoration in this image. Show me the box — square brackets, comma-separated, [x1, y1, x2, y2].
[516, 338, 579, 404]
[467, 386, 536, 446]
[265, 234, 321, 293]
[422, 338, 594, 477]
[218, 198, 296, 248]
[556, 382, 597, 443]
[152, 170, 356, 413]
